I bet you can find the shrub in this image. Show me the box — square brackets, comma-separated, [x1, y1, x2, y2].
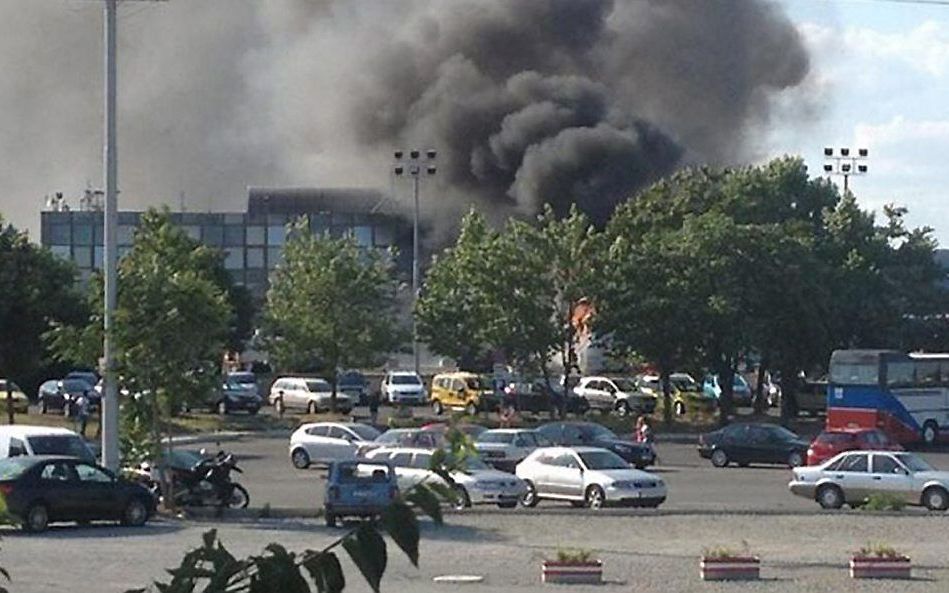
[553, 548, 596, 564]
[861, 493, 905, 511]
[856, 543, 904, 559]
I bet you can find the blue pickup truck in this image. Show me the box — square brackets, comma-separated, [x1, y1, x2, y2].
[324, 460, 398, 527]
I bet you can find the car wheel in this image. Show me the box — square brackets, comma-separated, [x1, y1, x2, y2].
[710, 449, 729, 468]
[217, 401, 228, 416]
[307, 401, 318, 415]
[615, 401, 631, 417]
[121, 497, 149, 527]
[817, 484, 844, 510]
[432, 400, 443, 416]
[922, 421, 939, 446]
[451, 485, 471, 511]
[674, 401, 686, 416]
[23, 502, 49, 533]
[585, 485, 605, 510]
[521, 480, 539, 508]
[787, 451, 805, 468]
[465, 402, 478, 417]
[291, 448, 311, 469]
[325, 511, 337, 528]
[922, 486, 949, 511]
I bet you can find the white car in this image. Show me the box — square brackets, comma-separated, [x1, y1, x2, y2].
[381, 371, 427, 405]
[365, 446, 526, 509]
[789, 450, 949, 510]
[475, 429, 550, 471]
[573, 376, 657, 416]
[516, 446, 667, 509]
[269, 376, 353, 414]
[289, 422, 381, 469]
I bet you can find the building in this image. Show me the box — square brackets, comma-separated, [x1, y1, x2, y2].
[40, 188, 414, 297]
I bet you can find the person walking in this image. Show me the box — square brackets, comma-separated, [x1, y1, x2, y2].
[368, 390, 380, 427]
[74, 391, 90, 438]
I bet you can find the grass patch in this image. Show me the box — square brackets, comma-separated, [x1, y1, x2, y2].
[861, 493, 906, 512]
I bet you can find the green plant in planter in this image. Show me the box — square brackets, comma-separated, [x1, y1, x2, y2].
[553, 548, 596, 564]
[703, 541, 751, 559]
[861, 493, 905, 511]
[856, 543, 904, 559]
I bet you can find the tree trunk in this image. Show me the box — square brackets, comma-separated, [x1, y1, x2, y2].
[779, 365, 799, 427]
[6, 383, 13, 425]
[660, 367, 673, 428]
[330, 365, 338, 414]
[717, 359, 735, 427]
[752, 362, 768, 415]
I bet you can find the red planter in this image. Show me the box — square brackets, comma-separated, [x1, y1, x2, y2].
[700, 556, 760, 581]
[850, 556, 911, 579]
[541, 560, 603, 584]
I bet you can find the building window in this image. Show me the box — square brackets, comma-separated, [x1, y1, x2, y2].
[50, 245, 71, 260]
[182, 226, 201, 241]
[72, 246, 92, 268]
[246, 247, 264, 269]
[73, 224, 93, 246]
[246, 226, 265, 245]
[94, 223, 104, 245]
[353, 226, 372, 247]
[224, 249, 244, 270]
[267, 225, 285, 246]
[203, 225, 224, 247]
[49, 224, 70, 244]
[118, 225, 135, 246]
[374, 225, 394, 247]
[267, 247, 283, 269]
[224, 225, 245, 247]
[94, 246, 104, 269]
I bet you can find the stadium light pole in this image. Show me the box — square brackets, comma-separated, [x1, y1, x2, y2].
[393, 149, 437, 376]
[822, 147, 869, 193]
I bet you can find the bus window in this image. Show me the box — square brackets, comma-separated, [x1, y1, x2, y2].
[830, 364, 878, 386]
[886, 362, 916, 388]
[916, 362, 941, 387]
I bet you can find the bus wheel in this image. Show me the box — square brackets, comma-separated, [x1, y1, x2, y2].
[922, 421, 939, 446]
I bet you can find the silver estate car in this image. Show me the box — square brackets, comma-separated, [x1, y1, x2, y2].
[789, 450, 949, 511]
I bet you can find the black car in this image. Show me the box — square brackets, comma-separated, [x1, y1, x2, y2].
[209, 381, 262, 415]
[535, 422, 655, 469]
[37, 378, 100, 414]
[338, 370, 370, 405]
[698, 423, 808, 468]
[508, 381, 590, 417]
[0, 455, 156, 532]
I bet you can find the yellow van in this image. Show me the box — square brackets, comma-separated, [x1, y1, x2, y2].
[430, 372, 498, 417]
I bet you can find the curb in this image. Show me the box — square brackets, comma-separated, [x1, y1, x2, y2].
[163, 428, 291, 446]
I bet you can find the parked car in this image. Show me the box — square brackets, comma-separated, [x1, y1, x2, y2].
[365, 446, 526, 509]
[356, 428, 439, 457]
[381, 371, 427, 405]
[535, 422, 655, 469]
[208, 381, 262, 415]
[430, 372, 498, 416]
[324, 459, 399, 527]
[0, 426, 96, 463]
[702, 374, 753, 406]
[288, 422, 381, 469]
[37, 378, 99, 414]
[225, 371, 260, 399]
[698, 423, 808, 468]
[0, 455, 156, 532]
[268, 377, 353, 415]
[475, 429, 551, 471]
[64, 371, 99, 389]
[636, 373, 716, 417]
[504, 379, 590, 416]
[573, 376, 656, 416]
[337, 370, 369, 405]
[0, 380, 30, 414]
[516, 446, 666, 509]
[419, 422, 488, 440]
[806, 428, 902, 466]
[789, 450, 949, 510]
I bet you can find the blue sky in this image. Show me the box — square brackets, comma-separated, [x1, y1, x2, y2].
[769, 0, 949, 245]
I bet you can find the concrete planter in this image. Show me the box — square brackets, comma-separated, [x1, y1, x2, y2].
[850, 556, 911, 579]
[699, 556, 760, 581]
[541, 560, 603, 584]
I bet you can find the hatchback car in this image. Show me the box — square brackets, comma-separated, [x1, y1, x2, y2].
[636, 374, 716, 417]
[516, 446, 666, 509]
[430, 372, 497, 416]
[789, 451, 949, 510]
[573, 376, 656, 416]
[0, 455, 156, 532]
[289, 422, 381, 469]
[381, 371, 427, 405]
[475, 429, 551, 471]
[536, 422, 655, 469]
[38, 378, 98, 414]
[702, 374, 753, 406]
[806, 428, 901, 466]
[365, 447, 526, 509]
[324, 460, 399, 527]
[269, 377, 352, 414]
[698, 423, 808, 468]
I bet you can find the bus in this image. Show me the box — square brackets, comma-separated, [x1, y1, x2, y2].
[827, 349, 949, 445]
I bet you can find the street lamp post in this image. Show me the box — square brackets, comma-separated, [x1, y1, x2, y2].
[823, 147, 869, 193]
[393, 149, 436, 376]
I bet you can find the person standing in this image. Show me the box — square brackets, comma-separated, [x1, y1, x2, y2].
[368, 390, 380, 427]
[74, 391, 90, 438]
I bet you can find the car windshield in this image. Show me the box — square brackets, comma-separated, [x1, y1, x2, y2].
[228, 373, 256, 384]
[339, 373, 365, 386]
[62, 379, 92, 392]
[465, 377, 484, 390]
[478, 432, 514, 444]
[27, 435, 95, 462]
[817, 432, 854, 444]
[578, 450, 629, 470]
[305, 380, 331, 392]
[460, 457, 490, 472]
[612, 379, 636, 391]
[376, 430, 413, 443]
[391, 375, 421, 385]
[0, 457, 33, 480]
[894, 453, 935, 473]
[348, 425, 381, 441]
[671, 375, 699, 391]
[579, 424, 617, 440]
[770, 426, 800, 441]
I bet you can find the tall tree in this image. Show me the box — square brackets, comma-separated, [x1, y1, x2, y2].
[262, 219, 402, 410]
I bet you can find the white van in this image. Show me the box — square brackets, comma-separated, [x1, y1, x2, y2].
[0, 426, 96, 463]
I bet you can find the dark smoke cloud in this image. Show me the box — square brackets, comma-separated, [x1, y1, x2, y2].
[0, 0, 810, 236]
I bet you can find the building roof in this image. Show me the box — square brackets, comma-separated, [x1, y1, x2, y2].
[247, 187, 405, 218]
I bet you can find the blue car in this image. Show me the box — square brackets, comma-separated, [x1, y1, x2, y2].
[702, 374, 753, 406]
[324, 460, 398, 527]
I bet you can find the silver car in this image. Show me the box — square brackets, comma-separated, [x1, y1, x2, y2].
[789, 450, 949, 511]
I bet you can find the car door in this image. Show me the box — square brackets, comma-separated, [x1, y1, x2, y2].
[326, 426, 357, 461]
[408, 452, 440, 488]
[832, 453, 872, 503]
[37, 460, 80, 521]
[721, 425, 749, 462]
[869, 453, 916, 503]
[303, 425, 331, 461]
[73, 461, 121, 520]
[547, 452, 584, 498]
[385, 452, 416, 491]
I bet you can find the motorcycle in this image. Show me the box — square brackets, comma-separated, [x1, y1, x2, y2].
[125, 449, 249, 509]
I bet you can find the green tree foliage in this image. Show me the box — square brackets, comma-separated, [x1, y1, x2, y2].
[262, 218, 402, 408]
[0, 215, 87, 423]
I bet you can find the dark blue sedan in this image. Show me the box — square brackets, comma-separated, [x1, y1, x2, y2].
[0, 456, 156, 532]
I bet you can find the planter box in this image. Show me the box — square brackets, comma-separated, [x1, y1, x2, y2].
[541, 560, 603, 584]
[700, 556, 760, 581]
[850, 556, 911, 579]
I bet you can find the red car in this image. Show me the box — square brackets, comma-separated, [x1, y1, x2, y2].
[806, 428, 902, 466]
